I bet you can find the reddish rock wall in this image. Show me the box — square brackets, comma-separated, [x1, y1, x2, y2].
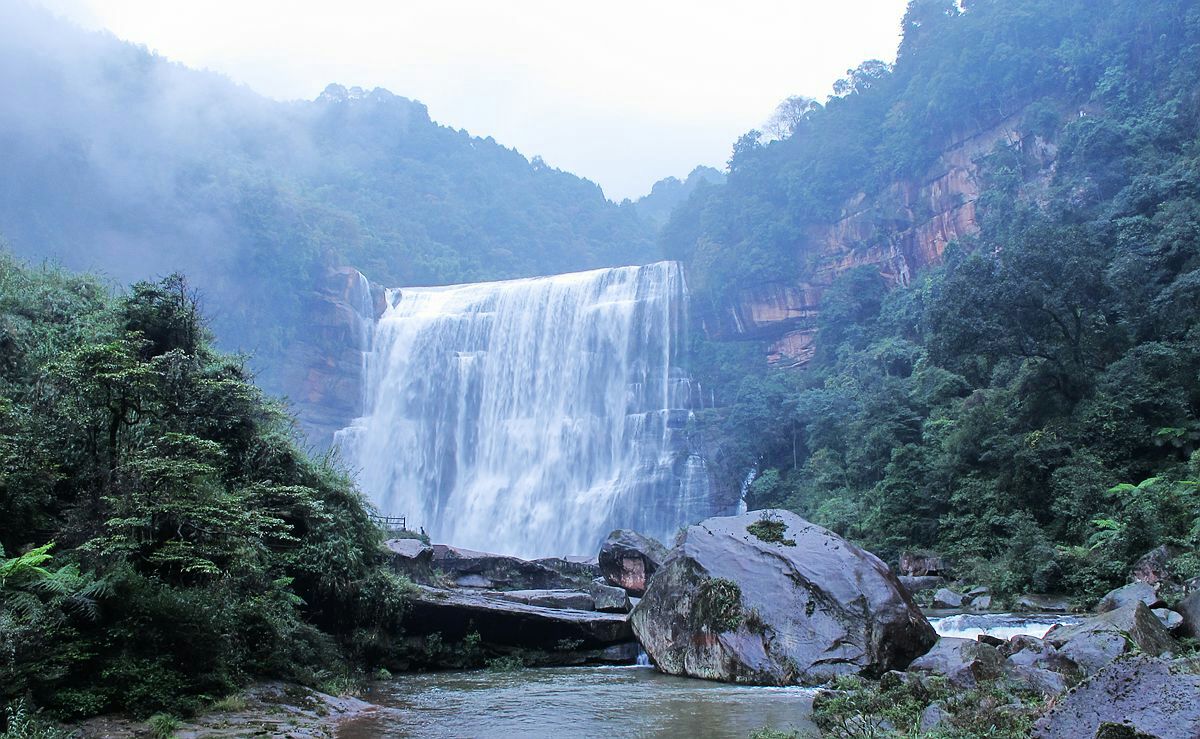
[281, 266, 382, 449]
[711, 114, 1057, 365]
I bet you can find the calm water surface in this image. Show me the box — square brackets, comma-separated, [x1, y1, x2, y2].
[338, 665, 817, 739]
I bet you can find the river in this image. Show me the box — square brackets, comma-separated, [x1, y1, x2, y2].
[338, 612, 1076, 738]
[337, 664, 817, 739]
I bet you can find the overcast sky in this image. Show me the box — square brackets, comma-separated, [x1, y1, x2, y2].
[35, 0, 909, 201]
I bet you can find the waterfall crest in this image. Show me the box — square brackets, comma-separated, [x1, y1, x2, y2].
[335, 261, 710, 557]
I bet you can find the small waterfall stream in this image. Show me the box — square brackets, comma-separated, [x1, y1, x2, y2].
[335, 262, 712, 557]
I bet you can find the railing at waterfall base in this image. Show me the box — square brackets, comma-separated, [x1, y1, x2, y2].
[369, 514, 407, 532]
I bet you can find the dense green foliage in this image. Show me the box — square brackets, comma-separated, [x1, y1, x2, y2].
[810, 673, 1041, 739]
[0, 254, 409, 721]
[678, 0, 1200, 600]
[0, 4, 655, 391]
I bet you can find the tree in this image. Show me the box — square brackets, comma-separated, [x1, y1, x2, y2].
[762, 96, 820, 141]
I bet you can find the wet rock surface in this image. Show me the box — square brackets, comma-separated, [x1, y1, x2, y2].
[632, 510, 936, 685]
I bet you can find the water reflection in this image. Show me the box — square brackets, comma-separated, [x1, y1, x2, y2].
[338, 666, 817, 739]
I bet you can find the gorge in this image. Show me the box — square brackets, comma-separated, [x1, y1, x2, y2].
[335, 262, 721, 557]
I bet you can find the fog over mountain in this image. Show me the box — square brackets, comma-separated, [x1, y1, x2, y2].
[0, 2, 655, 388]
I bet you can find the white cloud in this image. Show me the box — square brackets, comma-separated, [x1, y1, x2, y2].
[34, 0, 908, 200]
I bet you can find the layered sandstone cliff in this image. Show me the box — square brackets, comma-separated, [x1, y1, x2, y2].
[705, 114, 1058, 364]
[281, 266, 383, 449]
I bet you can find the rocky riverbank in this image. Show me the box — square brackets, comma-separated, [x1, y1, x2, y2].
[72, 683, 378, 738]
[383, 514, 1200, 738]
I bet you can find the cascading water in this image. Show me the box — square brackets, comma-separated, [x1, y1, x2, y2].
[335, 261, 712, 558]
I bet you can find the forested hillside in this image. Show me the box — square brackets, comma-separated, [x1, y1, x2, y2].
[0, 3, 654, 391]
[674, 0, 1200, 600]
[0, 254, 410, 722]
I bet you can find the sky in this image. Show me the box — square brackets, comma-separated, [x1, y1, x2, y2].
[34, 0, 910, 201]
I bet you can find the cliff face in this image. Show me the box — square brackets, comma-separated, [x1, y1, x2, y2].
[705, 115, 1057, 364]
[281, 266, 383, 449]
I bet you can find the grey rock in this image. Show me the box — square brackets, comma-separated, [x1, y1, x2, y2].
[631, 510, 935, 685]
[933, 588, 964, 609]
[919, 702, 948, 732]
[430, 544, 594, 591]
[1130, 544, 1177, 588]
[1006, 663, 1069, 697]
[405, 585, 632, 655]
[585, 579, 632, 613]
[1153, 608, 1184, 632]
[897, 575, 944, 594]
[1176, 589, 1200, 638]
[1015, 594, 1072, 612]
[454, 574, 492, 588]
[487, 589, 596, 611]
[1096, 582, 1162, 614]
[1046, 602, 1177, 675]
[907, 636, 1004, 688]
[534, 557, 602, 581]
[385, 538, 433, 565]
[1004, 636, 1074, 675]
[899, 551, 948, 577]
[966, 586, 990, 598]
[968, 594, 993, 611]
[1033, 655, 1200, 739]
[598, 529, 668, 596]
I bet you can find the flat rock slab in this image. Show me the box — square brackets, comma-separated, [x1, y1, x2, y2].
[406, 585, 633, 651]
[430, 545, 594, 590]
[1033, 656, 1200, 739]
[386, 538, 433, 563]
[487, 589, 596, 611]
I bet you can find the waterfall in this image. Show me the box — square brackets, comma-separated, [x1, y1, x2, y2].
[335, 261, 711, 558]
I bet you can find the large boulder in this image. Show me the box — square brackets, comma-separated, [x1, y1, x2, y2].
[598, 530, 668, 596]
[1045, 602, 1177, 675]
[1177, 590, 1200, 637]
[1130, 545, 1177, 588]
[1033, 655, 1200, 739]
[933, 588, 964, 609]
[906, 637, 1004, 688]
[1096, 582, 1162, 613]
[630, 510, 936, 685]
